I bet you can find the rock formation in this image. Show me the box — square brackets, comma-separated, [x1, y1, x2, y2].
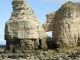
[5, 0, 47, 53]
[43, 12, 55, 32]
[43, 1, 80, 48]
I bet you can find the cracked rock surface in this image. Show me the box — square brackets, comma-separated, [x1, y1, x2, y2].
[4, 0, 47, 53]
[43, 1, 80, 48]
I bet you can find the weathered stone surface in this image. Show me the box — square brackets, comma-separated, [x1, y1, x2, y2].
[43, 1, 80, 48]
[2, 1, 80, 60]
[52, 1, 80, 48]
[5, 0, 47, 53]
[0, 47, 80, 60]
[43, 12, 55, 32]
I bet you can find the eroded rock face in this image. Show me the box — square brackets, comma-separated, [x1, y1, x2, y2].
[5, 0, 47, 53]
[43, 1, 80, 48]
[43, 12, 55, 32]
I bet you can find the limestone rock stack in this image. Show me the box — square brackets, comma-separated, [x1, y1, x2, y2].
[43, 1, 80, 48]
[52, 1, 80, 48]
[5, 0, 47, 53]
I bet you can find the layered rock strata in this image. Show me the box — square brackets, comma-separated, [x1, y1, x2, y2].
[43, 12, 55, 32]
[43, 1, 80, 48]
[5, 0, 47, 53]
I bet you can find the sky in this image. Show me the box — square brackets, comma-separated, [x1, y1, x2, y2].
[0, 0, 80, 45]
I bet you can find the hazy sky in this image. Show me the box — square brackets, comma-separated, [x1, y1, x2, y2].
[0, 0, 80, 45]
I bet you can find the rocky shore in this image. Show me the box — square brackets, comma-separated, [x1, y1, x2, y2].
[2, 0, 80, 60]
[0, 47, 80, 60]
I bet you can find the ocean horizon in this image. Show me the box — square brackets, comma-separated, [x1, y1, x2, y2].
[0, 44, 6, 46]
